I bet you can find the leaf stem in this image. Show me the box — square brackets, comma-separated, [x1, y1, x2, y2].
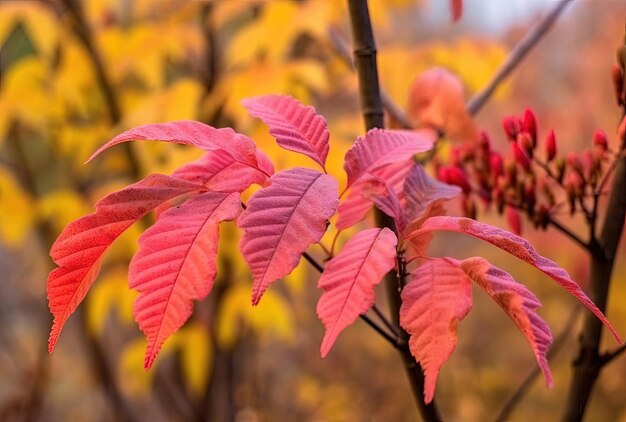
[372, 304, 400, 337]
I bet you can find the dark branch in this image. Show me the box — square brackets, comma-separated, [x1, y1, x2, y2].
[601, 343, 626, 366]
[347, 1, 441, 419]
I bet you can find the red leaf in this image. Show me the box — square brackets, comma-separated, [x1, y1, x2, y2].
[400, 258, 472, 403]
[242, 94, 330, 169]
[130, 191, 241, 368]
[451, 0, 463, 22]
[87, 121, 258, 167]
[343, 128, 435, 187]
[336, 163, 459, 232]
[402, 165, 461, 230]
[238, 167, 338, 305]
[459, 257, 553, 387]
[336, 160, 413, 230]
[317, 228, 397, 357]
[47, 175, 203, 352]
[505, 206, 522, 235]
[171, 148, 273, 192]
[407, 216, 623, 344]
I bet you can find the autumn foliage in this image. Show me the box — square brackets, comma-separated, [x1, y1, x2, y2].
[47, 95, 621, 403]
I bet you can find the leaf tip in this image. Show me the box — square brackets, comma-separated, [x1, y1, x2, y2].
[319, 334, 334, 358]
[47, 318, 64, 353]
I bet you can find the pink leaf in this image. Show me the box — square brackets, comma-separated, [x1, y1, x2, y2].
[459, 257, 553, 387]
[47, 175, 203, 352]
[317, 228, 398, 357]
[451, 0, 463, 22]
[400, 257, 473, 403]
[87, 121, 258, 167]
[238, 167, 338, 305]
[336, 160, 413, 230]
[407, 216, 623, 344]
[402, 164, 461, 230]
[242, 94, 330, 169]
[171, 148, 273, 192]
[130, 191, 241, 368]
[343, 128, 436, 187]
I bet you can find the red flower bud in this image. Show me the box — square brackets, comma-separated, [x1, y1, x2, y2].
[489, 152, 504, 181]
[565, 170, 584, 195]
[545, 129, 557, 161]
[593, 130, 608, 152]
[502, 116, 522, 141]
[439, 166, 471, 194]
[505, 206, 522, 235]
[479, 131, 491, 154]
[522, 108, 537, 147]
[611, 63, 624, 107]
[517, 132, 534, 157]
[581, 149, 596, 182]
[567, 152, 582, 174]
[511, 142, 531, 172]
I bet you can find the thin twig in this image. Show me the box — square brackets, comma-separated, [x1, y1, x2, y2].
[372, 304, 400, 337]
[546, 215, 590, 252]
[601, 343, 626, 366]
[360, 314, 400, 348]
[466, 0, 574, 115]
[302, 252, 324, 273]
[494, 305, 581, 422]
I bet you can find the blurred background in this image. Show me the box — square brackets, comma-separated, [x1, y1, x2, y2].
[0, 0, 625, 420]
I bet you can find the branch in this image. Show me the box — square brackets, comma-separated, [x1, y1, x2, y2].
[466, 0, 573, 115]
[60, 0, 142, 180]
[563, 28, 626, 420]
[545, 215, 590, 252]
[327, 26, 413, 129]
[494, 305, 581, 422]
[602, 343, 626, 366]
[347, 1, 441, 419]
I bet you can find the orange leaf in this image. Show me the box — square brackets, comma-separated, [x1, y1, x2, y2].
[406, 68, 479, 143]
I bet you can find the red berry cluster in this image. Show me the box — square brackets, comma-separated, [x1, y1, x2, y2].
[435, 109, 617, 235]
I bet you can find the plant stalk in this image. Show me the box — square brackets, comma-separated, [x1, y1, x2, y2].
[347, 0, 441, 419]
[562, 26, 626, 421]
